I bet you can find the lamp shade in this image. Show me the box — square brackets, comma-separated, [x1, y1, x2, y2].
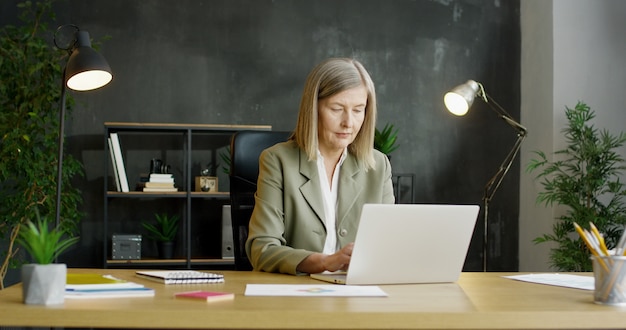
[444, 80, 480, 116]
[65, 31, 112, 91]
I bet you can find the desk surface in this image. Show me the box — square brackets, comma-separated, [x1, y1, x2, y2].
[0, 269, 622, 329]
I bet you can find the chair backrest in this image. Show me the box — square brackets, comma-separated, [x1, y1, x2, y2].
[229, 130, 291, 270]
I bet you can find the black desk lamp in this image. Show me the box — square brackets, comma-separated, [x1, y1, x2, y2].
[444, 80, 527, 271]
[54, 25, 112, 227]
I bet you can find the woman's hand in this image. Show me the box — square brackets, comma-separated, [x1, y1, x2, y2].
[296, 243, 354, 274]
[322, 243, 354, 271]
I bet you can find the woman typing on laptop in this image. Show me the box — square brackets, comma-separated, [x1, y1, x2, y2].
[245, 58, 395, 275]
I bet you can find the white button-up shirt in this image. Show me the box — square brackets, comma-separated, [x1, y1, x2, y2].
[316, 149, 347, 255]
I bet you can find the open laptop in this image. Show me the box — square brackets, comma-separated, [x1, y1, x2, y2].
[310, 203, 479, 285]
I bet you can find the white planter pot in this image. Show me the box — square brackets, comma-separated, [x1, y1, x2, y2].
[21, 263, 66, 305]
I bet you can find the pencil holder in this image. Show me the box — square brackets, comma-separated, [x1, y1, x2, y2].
[591, 255, 626, 305]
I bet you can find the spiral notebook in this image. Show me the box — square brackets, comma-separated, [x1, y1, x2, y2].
[135, 270, 224, 284]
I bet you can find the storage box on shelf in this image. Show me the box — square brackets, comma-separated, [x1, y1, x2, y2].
[103, 122, 271, 269]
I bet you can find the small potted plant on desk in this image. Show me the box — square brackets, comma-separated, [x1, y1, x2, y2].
[142, 213, 180, 259]
[17, 213, 79, 305]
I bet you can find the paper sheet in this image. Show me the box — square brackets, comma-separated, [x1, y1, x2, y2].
[503, 273, 594, 291]
[244, 284, 387, 297]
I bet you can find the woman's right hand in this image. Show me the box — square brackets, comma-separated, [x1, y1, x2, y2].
[321, 242, 354, 272]
[296, 242, 355, 274]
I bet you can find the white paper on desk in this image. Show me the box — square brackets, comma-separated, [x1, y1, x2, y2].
[244, 284, 387, 297]
[503, 273, 594, 291]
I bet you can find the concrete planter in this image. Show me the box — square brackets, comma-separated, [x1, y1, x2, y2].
[21, 263, 66, 305]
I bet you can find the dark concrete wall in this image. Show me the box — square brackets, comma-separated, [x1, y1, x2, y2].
[1, 0, 520, 284]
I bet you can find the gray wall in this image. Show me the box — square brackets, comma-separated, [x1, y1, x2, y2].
[2, 0, 521, 283]
[520, 0, 626, 271]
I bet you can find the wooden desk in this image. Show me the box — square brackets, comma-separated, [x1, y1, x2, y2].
[0, 269, 623, 329]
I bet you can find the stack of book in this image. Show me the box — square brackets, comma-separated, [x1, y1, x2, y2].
[65, 273, 155, 299]
[138, 173, 178, 192]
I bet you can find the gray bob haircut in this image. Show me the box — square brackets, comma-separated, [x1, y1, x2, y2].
[291, 58, 377, 170]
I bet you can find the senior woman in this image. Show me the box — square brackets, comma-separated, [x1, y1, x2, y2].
[246, 58, 395, 275]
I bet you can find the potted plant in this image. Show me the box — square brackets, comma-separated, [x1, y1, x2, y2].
[527, 102, 626, 271]
[141, 213, 180, 259]
[16, 212, 79, 305]
[220, 146, 231, 175]
[0, 0, 84, 289]
[374, 123, 400, 157]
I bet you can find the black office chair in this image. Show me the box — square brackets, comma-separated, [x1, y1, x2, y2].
[229, 130, 291, 270]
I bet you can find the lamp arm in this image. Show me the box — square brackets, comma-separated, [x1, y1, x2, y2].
[480, 129, 525, 271]
[479, 91, 527, 203]
[482, 132, 526, 204]
[482, 92, 528, 135]
[55, 68, 67, 229]
[468, 83, 528, 271]
[54, 24, 77, 230]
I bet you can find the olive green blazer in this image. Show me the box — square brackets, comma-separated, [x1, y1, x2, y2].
[245, 140, 395, 274]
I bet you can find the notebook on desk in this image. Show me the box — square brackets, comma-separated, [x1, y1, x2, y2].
[310, 203, 479, 285]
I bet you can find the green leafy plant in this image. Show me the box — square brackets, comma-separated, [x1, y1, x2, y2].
[374, 123, 400, 155]
[16, 211, 79, 265]
[0, 0, 84, 288]
[527, 102, 626, 271]
[220, 146, 231, 175]
[141, 213, 180, 242]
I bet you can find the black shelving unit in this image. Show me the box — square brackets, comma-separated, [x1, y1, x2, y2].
[103, 122, 271, 269]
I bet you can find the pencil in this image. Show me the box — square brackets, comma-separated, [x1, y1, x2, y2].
[573, 223, 610, 273]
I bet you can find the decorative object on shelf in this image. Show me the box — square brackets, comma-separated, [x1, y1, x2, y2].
[141, 213, 180, 259]
[197, 163, 219, 192]
[0, 1, 93, 289]
[196, 176, 219, 192]
[200, 162, 218, 177]
[150, 158, 171, 174]
[527, 102, 626, 271]
[17, 211, 79, 305]
[111, 234, 142, 260]
[374, 123, 400, 156]
[444, 79, 527, 272]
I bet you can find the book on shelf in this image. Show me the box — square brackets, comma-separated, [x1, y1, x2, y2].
[139, 173, 175, 183]
[107, 137, 121, 192]
[142, 187, 179, 192]
[144, 181, 175, 188]
[149, 177, 174, 183]
[135, 270, 225, 284]
[135, 182, 177, 191]
[174, 290, 234, 302]
[109, 132, 130, 192]
[149, 173, 174, 179]
[65, 273, 155, 299]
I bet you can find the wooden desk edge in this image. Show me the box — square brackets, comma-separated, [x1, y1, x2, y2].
[0, 270, 622, 330]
